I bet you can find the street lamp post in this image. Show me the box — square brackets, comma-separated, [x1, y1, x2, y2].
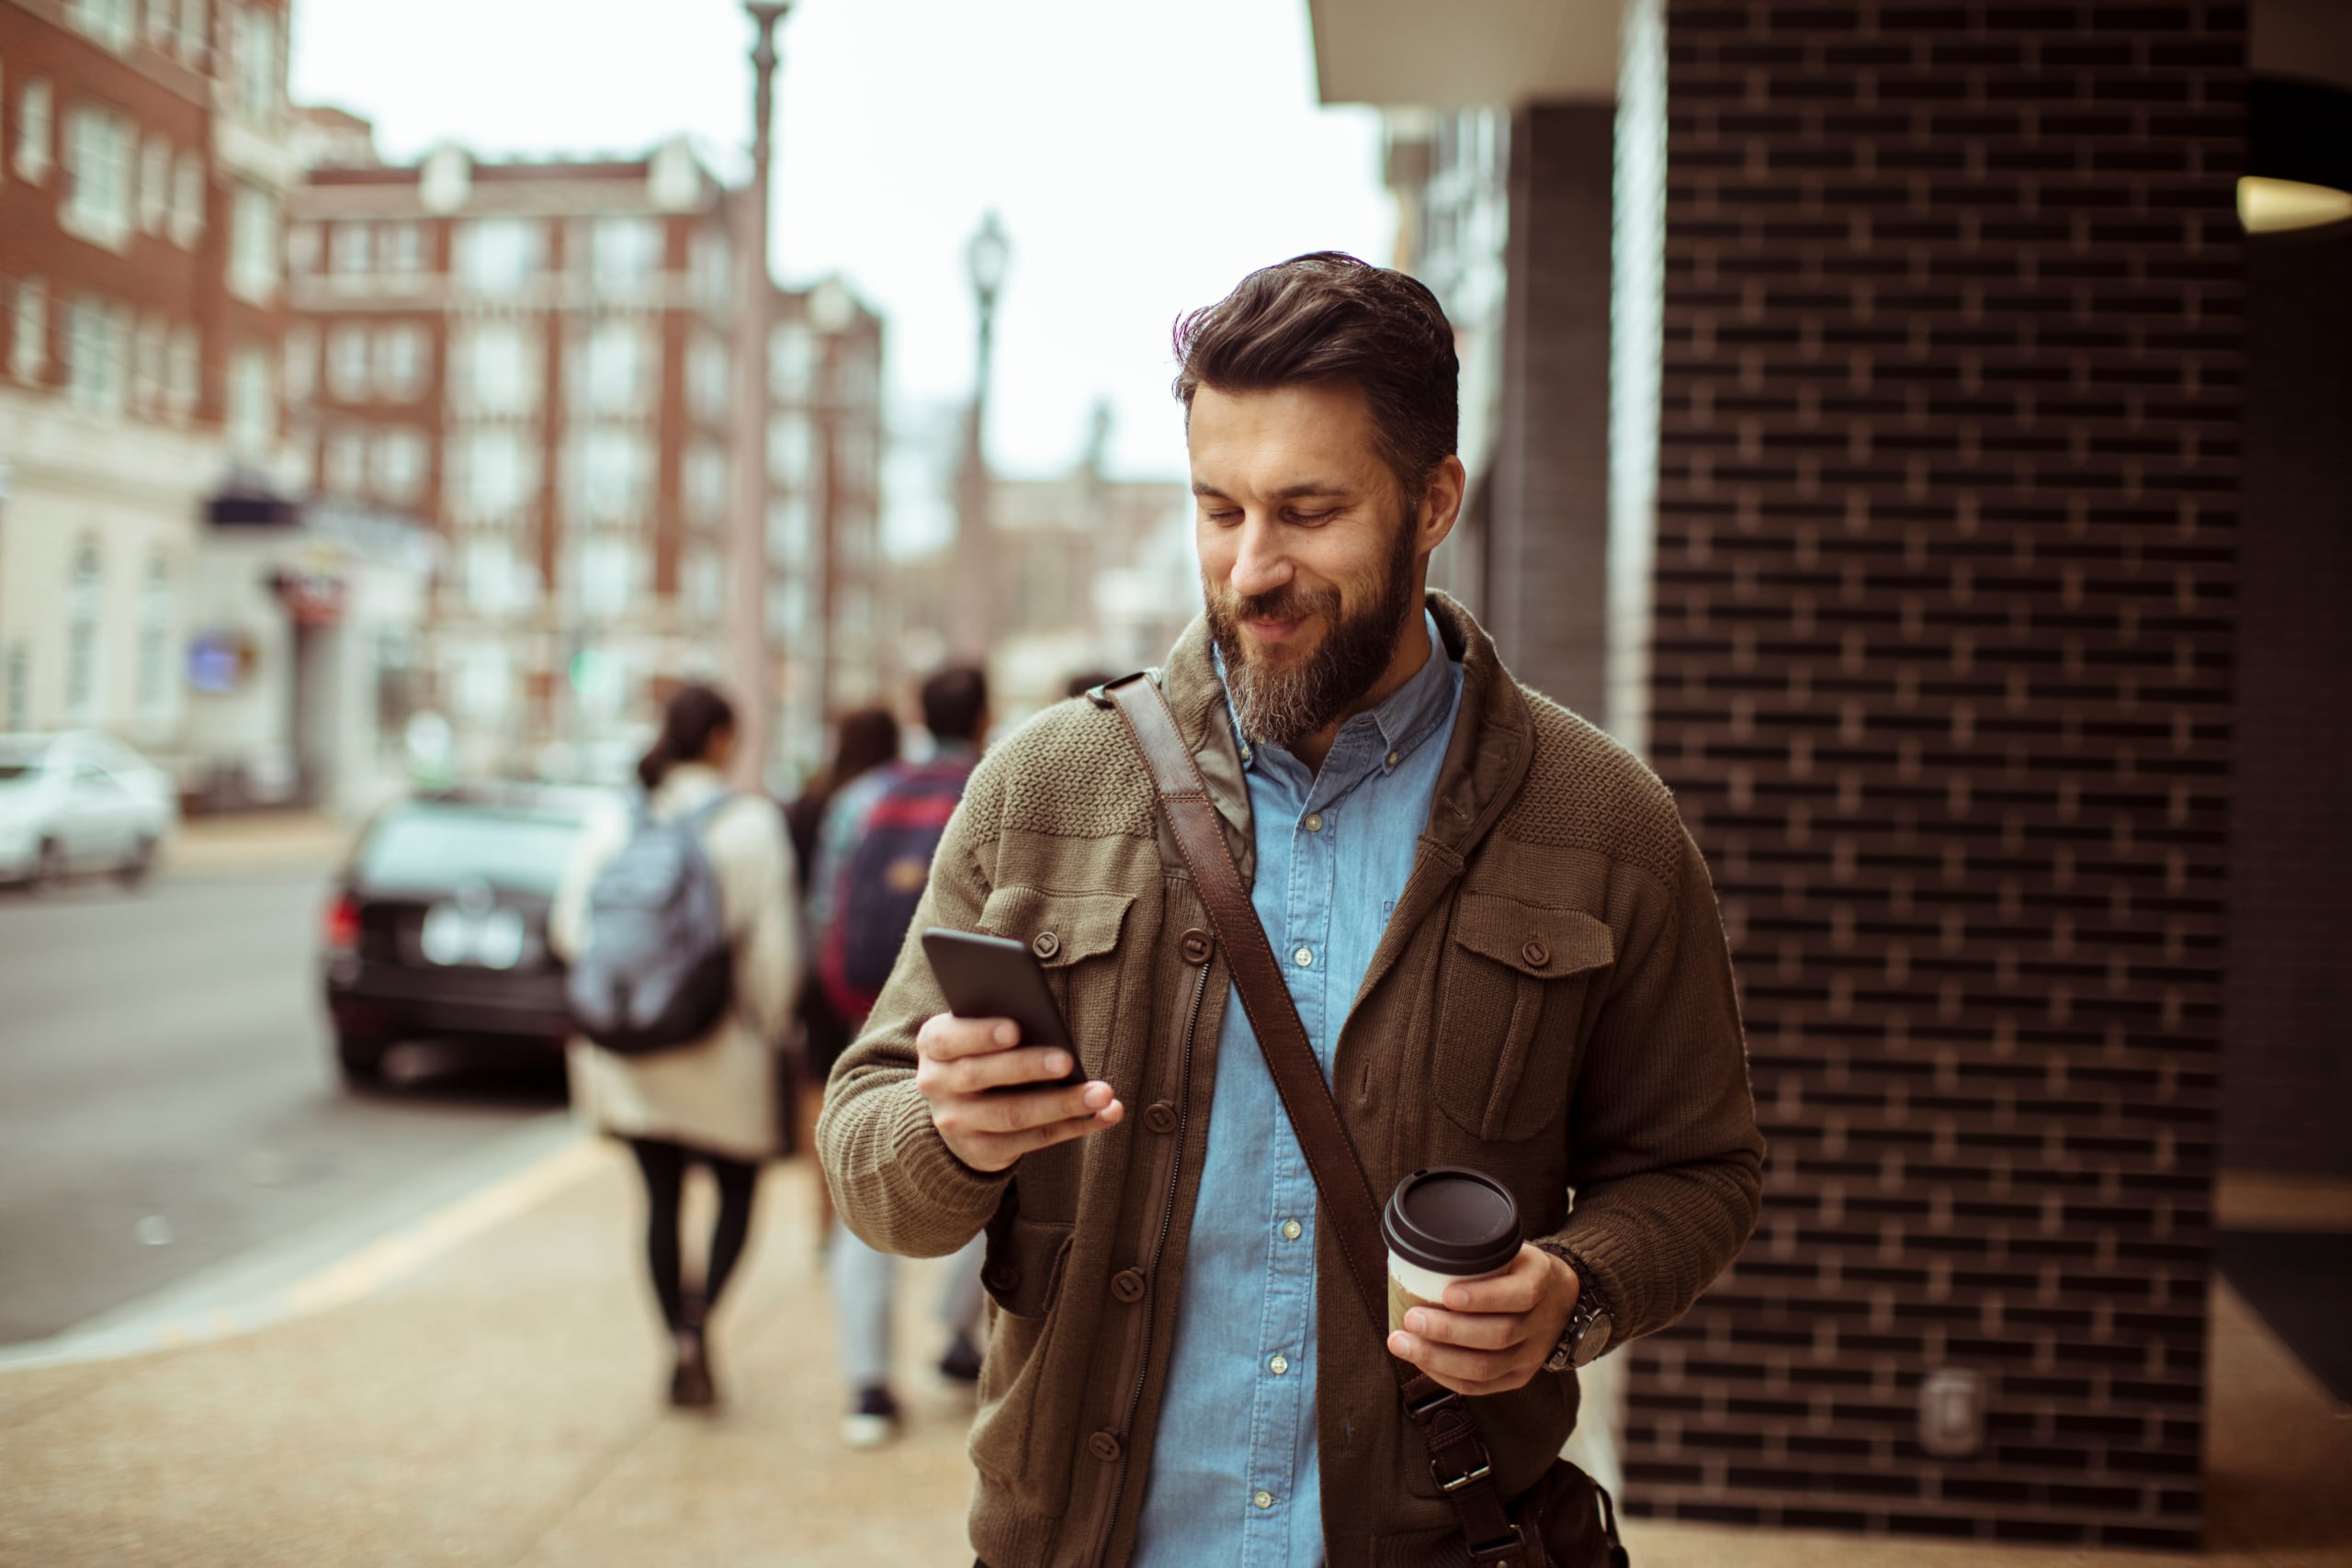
[952, 210, 1009, 661]
[725, 1, 790, 788]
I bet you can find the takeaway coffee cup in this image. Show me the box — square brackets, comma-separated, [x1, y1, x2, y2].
[1382, 1167, 1522, 1334]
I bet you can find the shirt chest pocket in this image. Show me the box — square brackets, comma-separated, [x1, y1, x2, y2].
[975, 884, 1134, 1078]
[1431, 893, 1615, 1143]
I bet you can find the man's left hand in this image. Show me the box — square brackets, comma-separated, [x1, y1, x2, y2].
[1385, 1244, 1577, 1397]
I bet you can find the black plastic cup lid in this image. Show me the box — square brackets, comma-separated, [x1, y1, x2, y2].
[1381, 1167, 1521, 1277]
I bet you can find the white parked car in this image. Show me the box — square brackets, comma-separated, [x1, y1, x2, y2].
[0, 732, 180, 889]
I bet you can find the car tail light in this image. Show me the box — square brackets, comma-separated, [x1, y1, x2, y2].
[323, 893, 362, 955]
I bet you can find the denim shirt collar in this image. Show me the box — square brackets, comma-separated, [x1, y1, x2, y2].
[1214, 608, 1459, 804]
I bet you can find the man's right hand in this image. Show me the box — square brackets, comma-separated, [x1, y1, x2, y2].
[914, 1011, 1125, 1173]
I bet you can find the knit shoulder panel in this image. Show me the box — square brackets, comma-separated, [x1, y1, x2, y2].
[1495, 687, 1689, 888]
[964, 697, 1157, 846]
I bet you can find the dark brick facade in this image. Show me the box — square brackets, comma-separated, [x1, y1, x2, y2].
[1629, 3, 2244, 1548]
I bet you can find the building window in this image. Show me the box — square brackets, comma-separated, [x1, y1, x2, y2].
[136, 552, 175, 730]
[685, 440, 726, 525]
[139, 133, 172, 235]
[17, 78, 54, 186]
[231, 5, 279, 122]
[684, 545, 721, 619]
[332, 220, 371, 274]
[65, 540, 105, 725]
[578, 535, 638, 619]
[131, 312, 166, 416]
[571, 427, 651, 525]
[283, 325, 316, 403]
[66, 297, 128, 418]
[373, 428, 428, 504]
[178, 0, 206, 64]
[590, 217, 662, 291]
[324, 426, 367, 493]
[62, 103, 136, 250]
[144, 0, 175, 51]
[225, 343, 271, 457]
[688, 333, 729, 423]
[767, 412, 813, 488]
[10, 280, 46, 383]
[452, 427, 536, 518]
[452, 641, 511, 725]
[228, 183, 280, 303]
[70, 0, 135, 51]
[770, 321, 813, 402]
[170, 151, 205, 247]
[454, 321, 539, 415]
[455, 218, 540, 295]
[692, 229, 729, 313]
[326, 322, 369, 401]
[379, 221, 423, 273]
[575, 319, 653, 416]
[165, 323, 198, 422]
[375, 323, 427, 401]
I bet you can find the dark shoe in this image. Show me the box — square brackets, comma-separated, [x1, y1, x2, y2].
[670, 1326, 717, 1409]
[937, 1331, 983, 1385]
[840, 1383, 899, 1448]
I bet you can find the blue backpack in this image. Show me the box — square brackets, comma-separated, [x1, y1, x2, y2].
[566, 793, 735, 1055]
[819, 758, 975, 1021]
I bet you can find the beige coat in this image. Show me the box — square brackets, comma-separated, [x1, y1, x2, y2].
[551, 763, 797, 1161]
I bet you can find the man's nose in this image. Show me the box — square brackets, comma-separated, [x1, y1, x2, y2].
[1227, 513, 1292, 599]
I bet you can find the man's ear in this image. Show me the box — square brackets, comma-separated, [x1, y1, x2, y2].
[1417, 456, 1468, 554]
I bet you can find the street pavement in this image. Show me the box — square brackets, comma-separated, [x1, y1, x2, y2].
[0, 835, 562, 1346]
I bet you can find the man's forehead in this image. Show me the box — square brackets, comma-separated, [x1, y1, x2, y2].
[1186, 382, 1383, 491]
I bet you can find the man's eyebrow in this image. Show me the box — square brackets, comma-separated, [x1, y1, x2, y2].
[1188, 480, 1351, 501]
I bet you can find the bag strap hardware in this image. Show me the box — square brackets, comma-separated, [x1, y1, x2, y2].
[1438, 1457, 1496, 1494]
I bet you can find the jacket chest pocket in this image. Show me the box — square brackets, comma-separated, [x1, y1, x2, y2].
[975, 884, 1135, 1080]
[1431, 893, 1614, 1143]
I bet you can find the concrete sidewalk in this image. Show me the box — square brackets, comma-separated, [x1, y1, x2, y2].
[2, 1144, 2345, 1567]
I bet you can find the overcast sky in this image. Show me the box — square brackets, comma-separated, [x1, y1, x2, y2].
[290, 0, 1396, 504]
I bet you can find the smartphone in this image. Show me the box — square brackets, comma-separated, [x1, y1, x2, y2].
[919, 927, 1087, 1092]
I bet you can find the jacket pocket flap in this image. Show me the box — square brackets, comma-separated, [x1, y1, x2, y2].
[984, 1213, 1075, 1318]
[1452, 893, 1615, 979]
[976, 886, 1135, 967]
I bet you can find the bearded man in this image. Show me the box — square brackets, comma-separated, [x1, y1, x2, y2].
[820, 253, 1763, 1568]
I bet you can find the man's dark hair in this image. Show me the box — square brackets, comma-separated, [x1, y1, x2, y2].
[1171, 252, 1458, 500]
[921, 665, 989, 744]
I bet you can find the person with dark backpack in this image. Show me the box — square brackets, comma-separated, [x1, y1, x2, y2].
[808, 665, 992, 1447]
[551, 684, 797, 1410]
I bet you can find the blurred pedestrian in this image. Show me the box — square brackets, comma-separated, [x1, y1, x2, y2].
[550, 683, 797, 1410]
[810, 665, 992, 1447]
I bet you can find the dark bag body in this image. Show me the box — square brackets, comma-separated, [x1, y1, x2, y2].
[819, 757, 975, 1021]
[565, 793, 735, 1056]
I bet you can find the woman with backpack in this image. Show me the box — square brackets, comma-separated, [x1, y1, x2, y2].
[550, 683, 797, 1409]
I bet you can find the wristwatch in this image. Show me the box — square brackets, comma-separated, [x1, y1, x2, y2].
[1542, 1253, 1613, 1372]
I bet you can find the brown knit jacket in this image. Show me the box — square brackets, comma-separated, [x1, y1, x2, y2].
[819, 593, 1764, 1568]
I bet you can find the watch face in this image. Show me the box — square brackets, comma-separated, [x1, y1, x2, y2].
[1573, 1309, 1612, 1369]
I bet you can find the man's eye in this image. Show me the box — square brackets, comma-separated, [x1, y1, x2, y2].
[1288, 509, 1334, 525]
[1204, 509, 1242, 525]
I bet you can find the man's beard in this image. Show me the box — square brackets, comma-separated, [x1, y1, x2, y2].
[1204, 509, 1420, 751]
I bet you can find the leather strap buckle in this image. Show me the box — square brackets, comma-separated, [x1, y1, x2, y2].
[1407, 1382, 1462, 1420]
[1466, 1524, 1527, 1563]
[1434, 1455, 1493, 1494]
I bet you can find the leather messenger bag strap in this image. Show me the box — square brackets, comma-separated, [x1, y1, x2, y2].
[1104, 673, 1534, 1566]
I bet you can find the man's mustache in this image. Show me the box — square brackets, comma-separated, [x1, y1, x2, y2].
[1215, 584, 1342, 626]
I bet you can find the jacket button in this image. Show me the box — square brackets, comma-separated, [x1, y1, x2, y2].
[984, 1262, 1022, 1294]
[1110, 1267, 1148, 1303]
[1522, 939, 1550, 968]
[1032, 931, 1061, 960]
[1143, 1100, 1179, 1134]
[1180, 928, 1213, 964]
[1090, 1429, 1124, 1462]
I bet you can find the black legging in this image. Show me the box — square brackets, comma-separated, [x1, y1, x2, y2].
[627, 1138, 760, 1332]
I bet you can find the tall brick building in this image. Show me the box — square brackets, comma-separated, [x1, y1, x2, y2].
[287, 126, 888, 782]
[1306, 0, 2350, 1550]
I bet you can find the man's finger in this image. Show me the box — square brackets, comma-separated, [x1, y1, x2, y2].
[953, 1101, 1124, 1165]
[943, 1045, 1075, 1095]
[917, 1013, 1023, 1062]
[1441, 1247, 1560, 1314]
[1403, 1305, 1528, 1353]
[1385, 1328, 1528, 1388]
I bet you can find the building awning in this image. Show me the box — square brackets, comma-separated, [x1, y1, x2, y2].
[1306, 0, 1621, 109]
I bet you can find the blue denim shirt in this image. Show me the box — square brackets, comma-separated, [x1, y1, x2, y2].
[1134, 611, 1464, 1567]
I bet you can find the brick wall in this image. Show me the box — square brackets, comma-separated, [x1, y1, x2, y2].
[1630, 2, 2244, 1548]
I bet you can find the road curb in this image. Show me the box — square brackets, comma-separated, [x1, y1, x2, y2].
[0, 1113, 600, 1373]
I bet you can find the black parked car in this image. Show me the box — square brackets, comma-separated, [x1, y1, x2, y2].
[322, 784, 615, 1088]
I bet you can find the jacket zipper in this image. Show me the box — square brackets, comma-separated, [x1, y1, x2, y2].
[1091, 953, 1212, 1566]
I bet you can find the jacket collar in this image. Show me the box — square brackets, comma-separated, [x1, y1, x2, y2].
[1157, 590, 1532, 871]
